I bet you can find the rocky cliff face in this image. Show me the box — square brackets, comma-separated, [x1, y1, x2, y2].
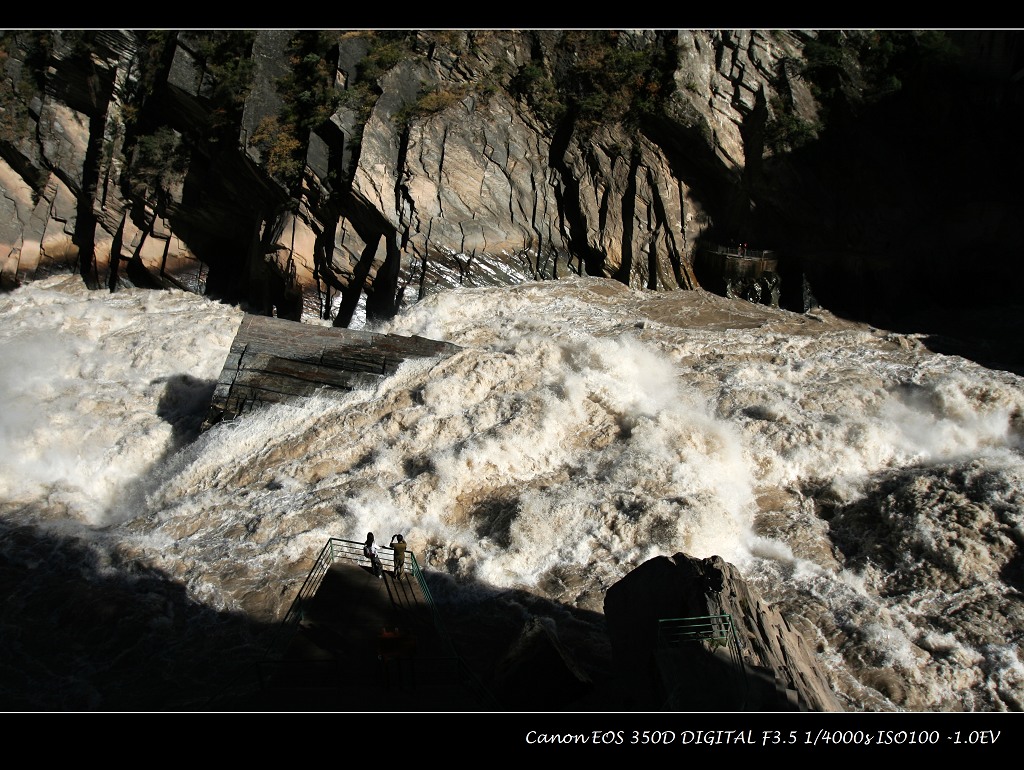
[604, 552, 845, 711]
[2, 30, 1022, 328]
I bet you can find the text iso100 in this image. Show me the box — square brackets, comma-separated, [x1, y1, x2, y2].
[763, 730, 943, 746]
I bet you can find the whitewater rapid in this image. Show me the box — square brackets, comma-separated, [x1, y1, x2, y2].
[1, 274, 1021, 711]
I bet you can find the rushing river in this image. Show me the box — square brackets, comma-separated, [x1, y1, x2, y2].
[1, 273, 1022, 712]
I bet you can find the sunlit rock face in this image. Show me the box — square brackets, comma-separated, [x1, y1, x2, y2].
[4, 30, 1021, 332]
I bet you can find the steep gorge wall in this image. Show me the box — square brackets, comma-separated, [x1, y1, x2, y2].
[2, 30, 1021, 327]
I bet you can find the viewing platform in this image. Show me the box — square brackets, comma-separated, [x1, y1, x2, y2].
[211, 538, 497, 711]
[696, 244, 781, 307]
[204, 540, 832, 712]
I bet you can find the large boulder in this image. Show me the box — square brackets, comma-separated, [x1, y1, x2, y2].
[604, 552, 844, 712]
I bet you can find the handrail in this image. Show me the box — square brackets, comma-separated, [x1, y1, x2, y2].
[657, 614, 749, 710]
[264, 538, 336, 658]
[703, 243, 776, 260]
[262, 537, 498, 709]
[268, 537, 429, 658]
[657, 614, 732, 646]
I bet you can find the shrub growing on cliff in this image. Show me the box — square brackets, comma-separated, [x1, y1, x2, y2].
[250, 31, 419, 189]
[395, 85, 469, 126]
[798, 30, 961, 125]
[190, 31, 257, 140]
[510, 61, 565, 126]
[510, 31, 673, 136]
[855, 30, 961, 97]
[565, 32, 670, 130]
[277, 33, 343, 133]
[249, 115, 303, 180]
[334, 30, 419, 126]
[132, 126, 188, 197]
[0, 32, 51, 146]
[765, 94, 819, 154]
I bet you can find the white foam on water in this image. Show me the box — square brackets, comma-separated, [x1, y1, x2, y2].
[3, 274, 1023, 711]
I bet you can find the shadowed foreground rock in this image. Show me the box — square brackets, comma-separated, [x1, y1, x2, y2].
[492, 616, 595, 710]
[604, 552, 844, 712]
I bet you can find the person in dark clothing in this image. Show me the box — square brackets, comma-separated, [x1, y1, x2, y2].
[390, 533, 407, 578]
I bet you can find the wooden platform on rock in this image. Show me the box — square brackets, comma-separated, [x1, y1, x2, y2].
[203, 314, 460, 428]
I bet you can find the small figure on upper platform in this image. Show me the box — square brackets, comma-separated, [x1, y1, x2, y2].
[390, 533, 407, 578]
[363, 532, 384, 579]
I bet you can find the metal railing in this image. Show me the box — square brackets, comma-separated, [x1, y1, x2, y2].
[260, 537, 498, 709]
[704, 243, 776, 260]
[268, 537, 433, 655]
[658, 614, 734, 647]
[657, 614, 749, 709]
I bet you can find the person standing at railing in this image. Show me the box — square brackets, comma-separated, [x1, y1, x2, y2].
[363, 532, 384, 579]
[390, 533, 407, 579]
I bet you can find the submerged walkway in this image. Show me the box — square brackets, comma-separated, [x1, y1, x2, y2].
[203, 313, 460, 429]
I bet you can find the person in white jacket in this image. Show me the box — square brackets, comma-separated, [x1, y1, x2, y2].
[363, 532, 383, 579]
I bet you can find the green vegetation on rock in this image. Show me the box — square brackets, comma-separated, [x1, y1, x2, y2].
[0, 32, 52, 146]
[511, 31, 674, 136]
